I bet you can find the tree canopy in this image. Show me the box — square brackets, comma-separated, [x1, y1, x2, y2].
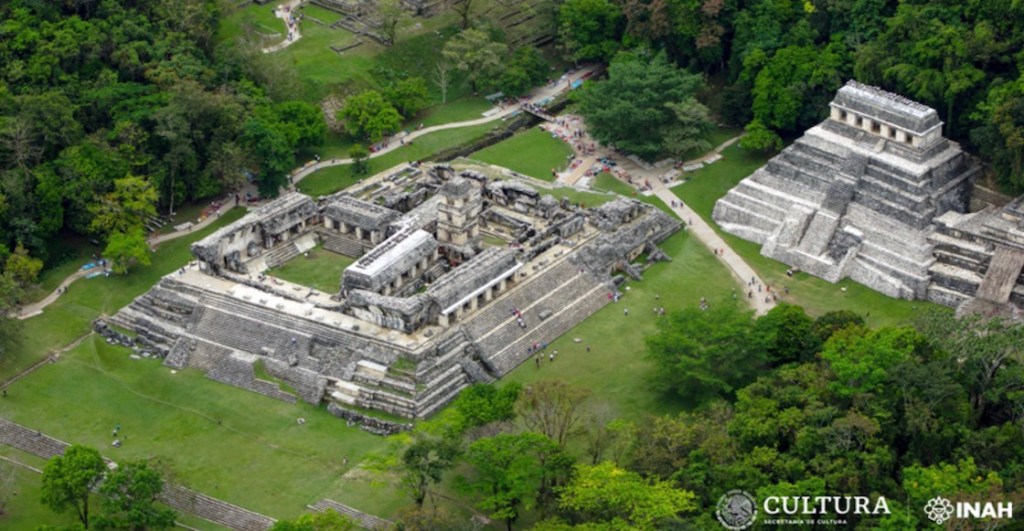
[578, 51, 706, 161]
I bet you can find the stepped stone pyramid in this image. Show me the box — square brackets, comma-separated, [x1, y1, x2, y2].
[713, 81, 980, 299]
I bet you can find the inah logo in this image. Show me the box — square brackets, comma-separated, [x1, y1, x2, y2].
[717, 490, 757, 530]
[924, 497, 955, 525]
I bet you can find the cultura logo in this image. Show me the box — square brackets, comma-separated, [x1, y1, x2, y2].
[716, 490, 757, 530]
[924, 497, 955, 525]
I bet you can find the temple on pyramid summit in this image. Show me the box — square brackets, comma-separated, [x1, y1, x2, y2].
[713, 80, 1024, 320]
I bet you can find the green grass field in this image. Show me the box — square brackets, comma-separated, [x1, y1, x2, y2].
[503, 228, 740, 419]
[0, 337, 397, 523]
[592, 172, 635, 196]
[298, 122, 498, 197]
[467, 127, 574, 181]
[270, 245, 354, 293]
[0, 209, 247, 382]
[671, 144, 932, 327]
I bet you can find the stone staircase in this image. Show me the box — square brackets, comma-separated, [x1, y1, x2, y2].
[264, 242, 300, 269]
[308, 498, 393, 530]
[159, 484, 276, 531]
[0, 418, 276, 531]
[0, 418, 68, 459]
[976, 246, 1024, 303]
[462, 260, 580, 340]
[486, 283, 610, 375]
[317, 229, 367, 258]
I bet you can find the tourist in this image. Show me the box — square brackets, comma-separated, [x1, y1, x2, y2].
[586, 345, 591, 353]
[549, 352, 554, 362]
[623, 307, 629, 316]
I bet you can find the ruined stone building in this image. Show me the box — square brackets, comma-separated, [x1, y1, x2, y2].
[101, 163, 679, 428]
[714, 80, 1024, 319]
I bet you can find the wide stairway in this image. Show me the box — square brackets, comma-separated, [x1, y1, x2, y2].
[263, 242, 300, 269]
[461, 259, 610, 375]
[976, 246, 1024, 303]
[317, 229, 367, 258]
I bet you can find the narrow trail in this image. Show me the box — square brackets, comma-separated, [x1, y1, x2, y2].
[15, 196, 235, 320]
[262, 0, 305, 53]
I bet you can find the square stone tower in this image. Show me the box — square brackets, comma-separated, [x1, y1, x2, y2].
[713, 81, 980, 299]
[437, 176, 483, 262]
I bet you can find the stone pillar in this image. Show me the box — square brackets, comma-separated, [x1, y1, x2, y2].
[879, 124, 890, 138]
[439, 314, 449, 326]
[355, 227, 364, 241]
[483, 288, 493, 302]
[469, 297, 478, 311]
[846, 113, 858, 127]
[895, 130, 908, 143]
[830, 107, 842, 120]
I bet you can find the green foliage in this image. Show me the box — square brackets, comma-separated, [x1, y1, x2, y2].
[338, 91, 402, 143]
[103, 228, 151, 275]
[753, 303, 820, 365]
[971, 72, 1024, 190]
[812, 309, 866, 343]
[578, 51, 704, 161]
[558, 0, 623, 62]
[88, 175, 158, 237]
[4, 243, 43, 286]
[94, 460, 176, 531]
[559, 462, 696, 529]
[645, 299, 765, 403]
[749, 43, 846, 134]
[515, 380, 590, 449]
[738, 118, 783, 152]
[819, 326, 927, 398]
[442, 29, 505, 93]
[274, 101, 327, 151]
[241, 113, 294, 198]
[459, 432, 573, 531]
[40, 445, 106, 529]
[269, 509, 358, 531]
[0, 271, 22, 357]
[349, 144, 370, 176]
[496, 48, 549, 97]
[399, 435, 462, 507]
[663, 99, 713, 159]
[452, 383, 521, 431]
[385, 78, 428, 119]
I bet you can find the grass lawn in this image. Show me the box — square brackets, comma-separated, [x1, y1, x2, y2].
[0, 209, 248, 382]
[298, 122, 499, 197]
[503, 228, 742, 419]
[0, 336, 400, 523]
[467, 127, 574, 181]
[592, 172, 635, 196]
[270, 245, 354, 293]
[671, 144, 932, 327]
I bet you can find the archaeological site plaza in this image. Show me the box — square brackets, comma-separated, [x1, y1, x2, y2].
[713, 80, 1024, 321]
[96, 162, 679, 432]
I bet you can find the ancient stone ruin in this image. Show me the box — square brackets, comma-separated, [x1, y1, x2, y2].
[714, 80, 1024, 319]
[100, 162, 680, 425]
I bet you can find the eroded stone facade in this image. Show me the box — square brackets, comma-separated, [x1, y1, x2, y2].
[103, 162, 680, 422]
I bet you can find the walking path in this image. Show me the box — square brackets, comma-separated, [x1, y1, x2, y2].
[538, 117, 770, 314]
[263, 0, 305, 53]
[288, 65, 602, 185]
[16, 196, 236, 320]
[652, 184, 774, 315]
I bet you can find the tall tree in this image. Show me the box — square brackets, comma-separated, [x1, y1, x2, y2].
[104, 228, 151, 275]
[94, 460, 176, 531]
[450, 0, 475, 29]
[41, 444, 106, 529]
[88, 175, 158, 237]
[337, 91, 402, 143]
[459, 433, 570, 531]
[645, 300, 765, 403]
[578, 51, 705, 161]
[558, 461, 697, 529]
[376, 0, 408, 45]
[558, 0, 623, 62]
[385, 78, 428, 119]
[514, 381, 589, 449]
[442, 29, 505, 94]
[399, 436, 462, 507]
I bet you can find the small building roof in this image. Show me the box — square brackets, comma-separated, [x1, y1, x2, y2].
[324, 196, 401, 232]
[832, 80, 942, 135]
[346, 228, 437, 280]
